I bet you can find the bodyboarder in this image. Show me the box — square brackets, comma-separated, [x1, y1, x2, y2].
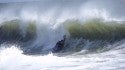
[52, 35, 66, 52]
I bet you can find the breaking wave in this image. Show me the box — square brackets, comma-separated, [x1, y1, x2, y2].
[0, 18, 125, 55]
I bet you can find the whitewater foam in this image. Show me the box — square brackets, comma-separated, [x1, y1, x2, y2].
[0, 44, 125, 70]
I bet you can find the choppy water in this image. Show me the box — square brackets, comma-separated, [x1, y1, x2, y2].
[0, 0, 125, 70]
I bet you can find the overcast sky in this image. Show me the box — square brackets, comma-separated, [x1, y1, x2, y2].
[0, 0, 125, 19]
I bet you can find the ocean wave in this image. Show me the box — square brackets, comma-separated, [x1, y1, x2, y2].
[0, 18, 125, 55]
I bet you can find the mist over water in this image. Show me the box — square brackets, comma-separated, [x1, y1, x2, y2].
[0, 0, 125, 70]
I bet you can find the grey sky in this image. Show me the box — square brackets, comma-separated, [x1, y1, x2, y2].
[0, 0, 125, 20]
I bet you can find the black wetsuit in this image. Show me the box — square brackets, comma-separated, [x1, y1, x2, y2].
[52, 36, 65, 52]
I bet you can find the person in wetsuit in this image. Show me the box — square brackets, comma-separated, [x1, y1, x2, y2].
[52, 35, 66, 52]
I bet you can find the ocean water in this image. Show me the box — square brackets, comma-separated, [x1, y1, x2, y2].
[0, 0, 125, 70]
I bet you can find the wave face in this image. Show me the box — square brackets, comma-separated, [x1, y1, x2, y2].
[0, 0, 125, 55]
